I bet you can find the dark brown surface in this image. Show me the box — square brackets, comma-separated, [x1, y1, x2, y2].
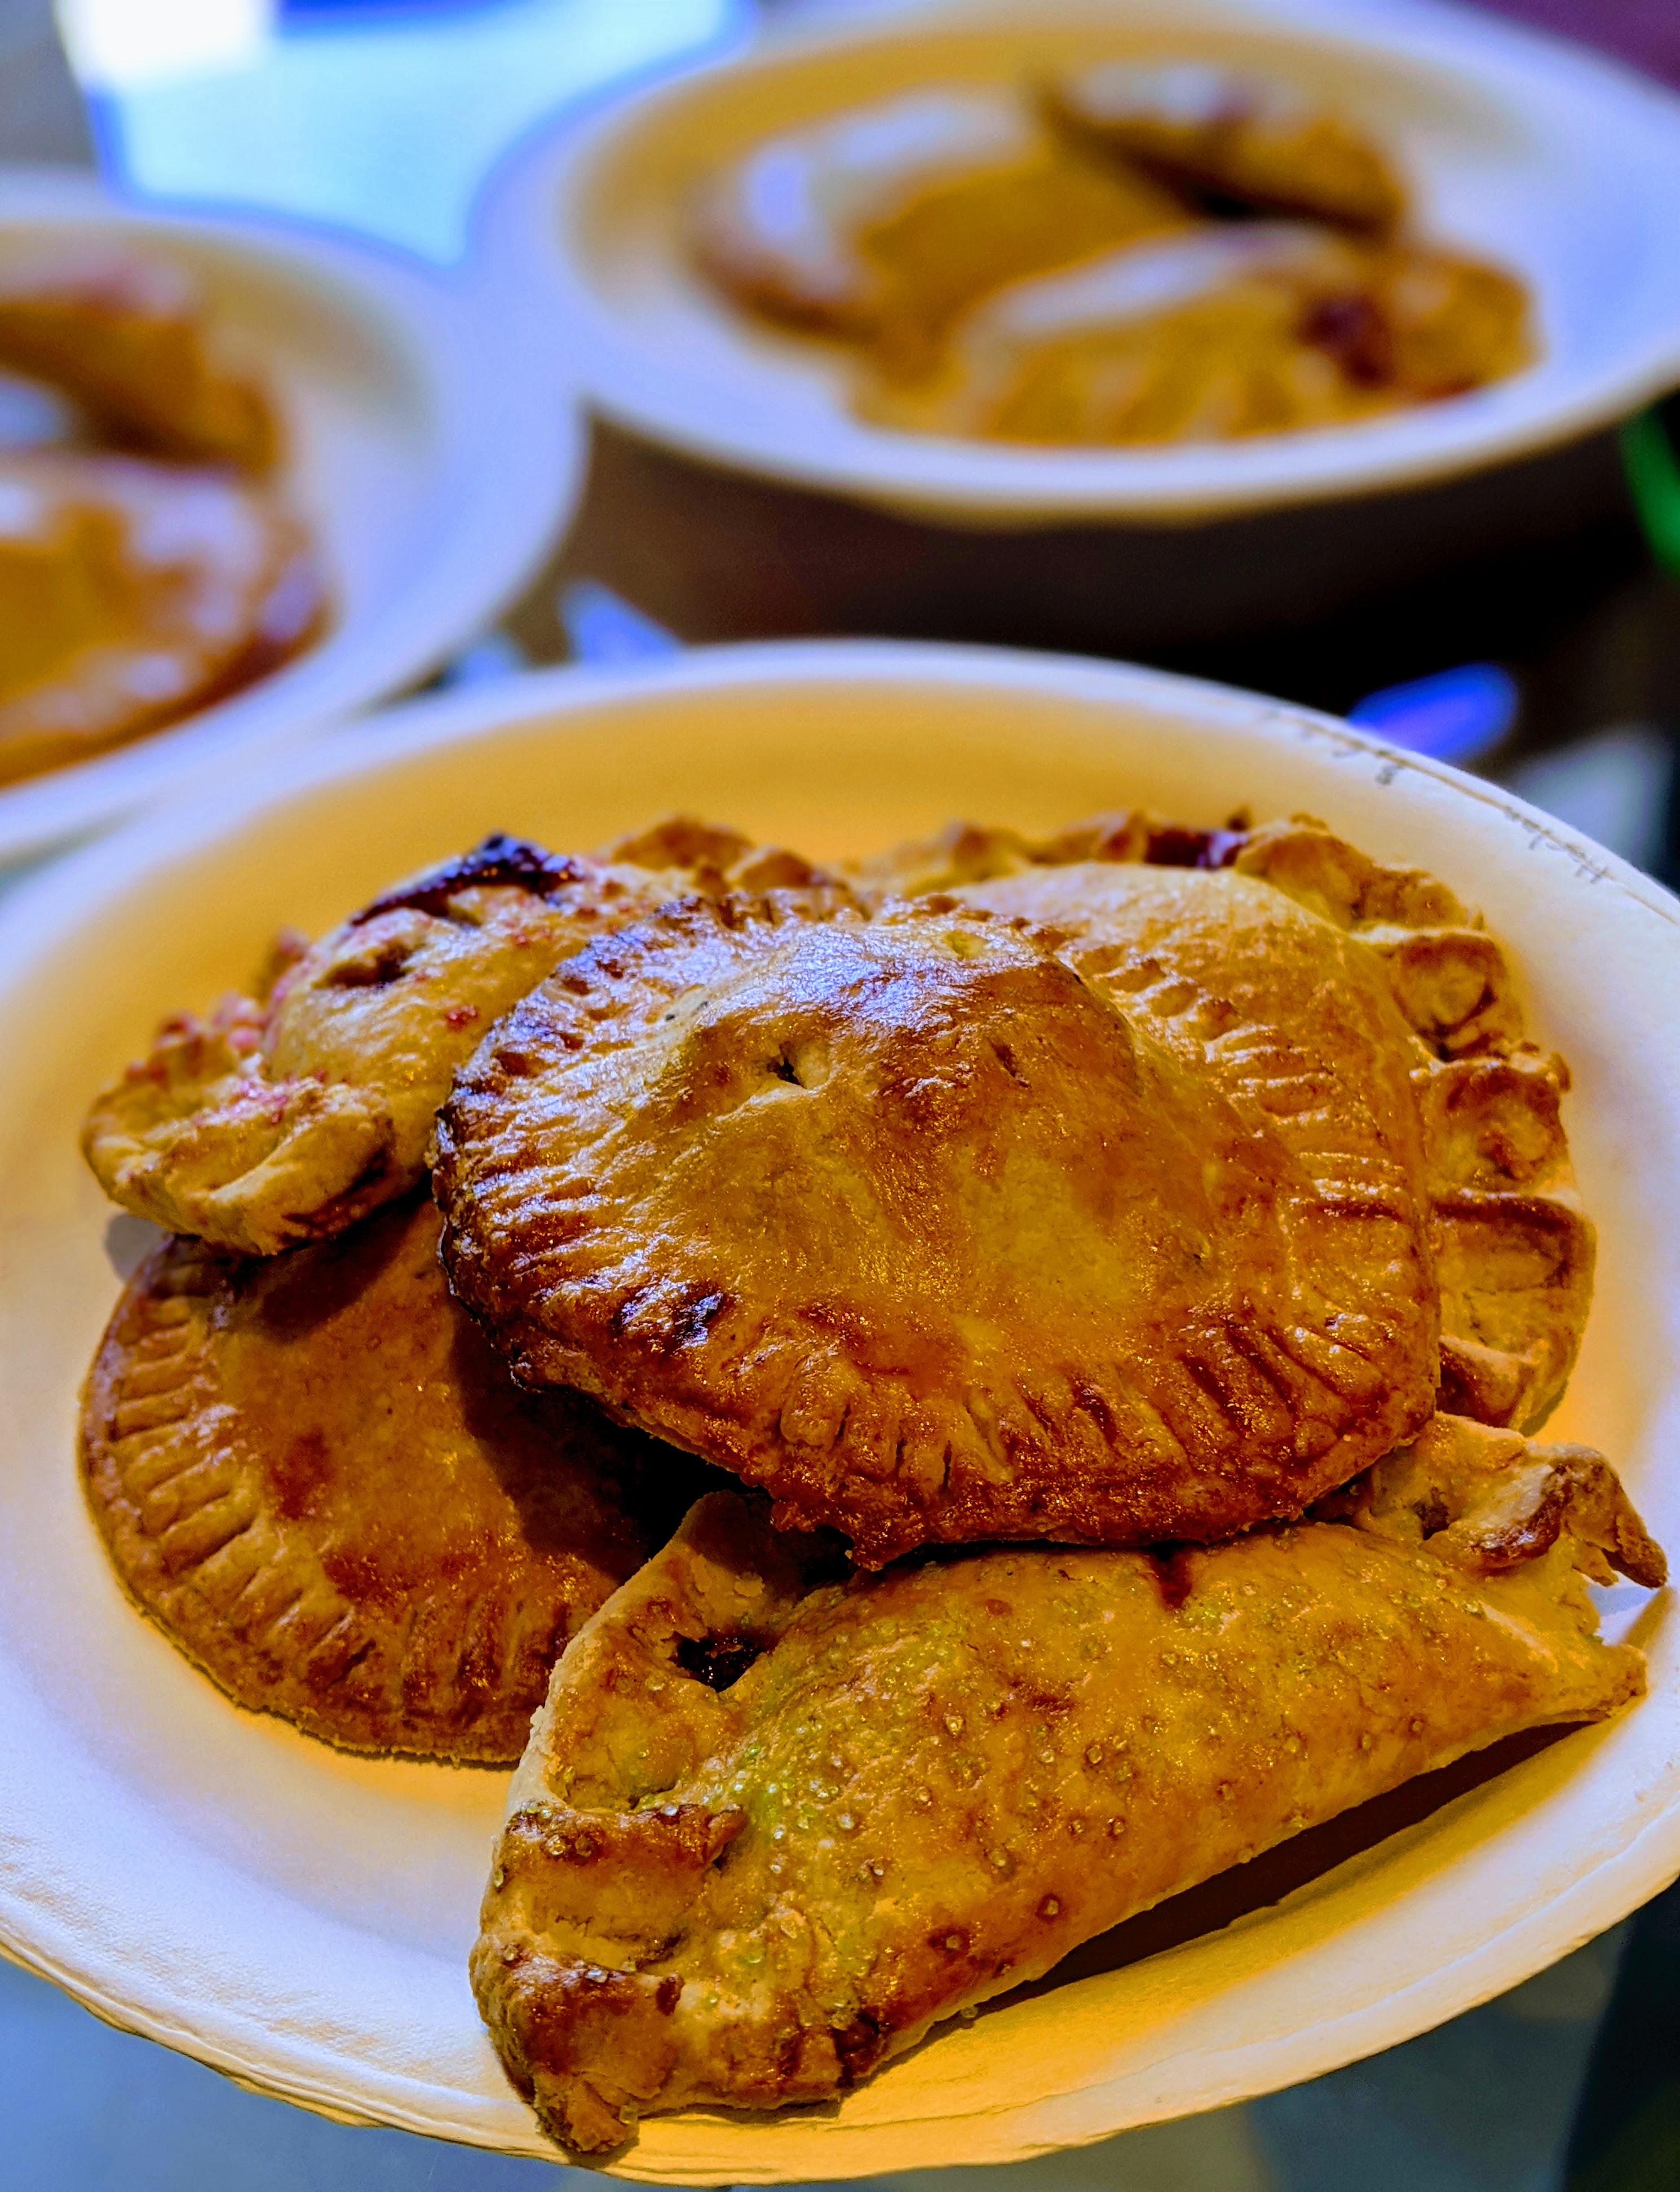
[520, 415, 1640, 723]
[350, 833, 590, 925]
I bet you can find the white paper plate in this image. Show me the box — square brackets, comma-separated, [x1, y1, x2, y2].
[0, 642, 1674, 2181]
[479, 0, 1680, 523]
[0, 169, 582, 867]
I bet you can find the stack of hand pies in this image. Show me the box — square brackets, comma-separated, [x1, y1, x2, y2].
[79, 804, 1666, 2154]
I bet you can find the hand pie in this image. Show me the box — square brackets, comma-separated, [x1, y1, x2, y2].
[81, 822, 849, 1256]
[856, 224, 1530, 444]
[869, 809, 1592, 1435]
[0, 249, 278, 471]
[81, 1195, 678, 1760]
[691, 86, 1188, 375]
[0, 450, 322, 789]
[472, 1417, 1661, 2151]
[432, 889, 1440, 1563]
[1044, 63, 1407, 233]
[693, 68, 1528, 444]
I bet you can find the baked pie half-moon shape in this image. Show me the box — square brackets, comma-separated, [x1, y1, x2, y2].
[0, 249, 280, 471]
[855, 222, 1531, 445]
[866, 808, 1593, 1437]
[691, 85, 1189, 374]
[0, 449, 323, 790]
[473, 1418, 1663, 2152]
[1043, 63, 1408, 234]
[695, 70, 1526, 445]
[432, 887, 1440, 1563]
[81, 821, 849, 1256]
[81, 1194, 673, 1760]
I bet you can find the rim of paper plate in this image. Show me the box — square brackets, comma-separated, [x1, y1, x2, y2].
[0, 640, 1674, 2180]
[479, 0, 1680, 522]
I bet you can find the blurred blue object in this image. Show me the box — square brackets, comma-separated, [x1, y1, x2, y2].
[559, 579, 682, 665]
[433, 628, 529, 688]
[278, 2, 503, 16]
[69, 0, 745, 260]
[1347, 662, 1519, 766]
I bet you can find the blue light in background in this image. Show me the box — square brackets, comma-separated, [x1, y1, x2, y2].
[559, 579, 683, 665]
[72, 0, 745, 260]
[1347, 661, 1519, 767]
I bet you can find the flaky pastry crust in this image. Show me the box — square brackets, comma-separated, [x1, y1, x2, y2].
[695, 73, 1525, 444]
[856, 227, 1531, 445]
[81, 1195, 673, 1760]
[81, 823, 849, 1255]
[473, 1417, 1659, 2151]
[434, 889, 1439, 1563]
[863, 810, 1595, 1436]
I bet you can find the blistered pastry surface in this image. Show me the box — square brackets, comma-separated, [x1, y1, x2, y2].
[475, 1430, 1647, 2150]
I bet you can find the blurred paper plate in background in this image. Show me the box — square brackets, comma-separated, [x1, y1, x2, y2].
[479, 0, 1680, 524]
[0, 167, 582, 867]
[0, 641, 1674, 2178]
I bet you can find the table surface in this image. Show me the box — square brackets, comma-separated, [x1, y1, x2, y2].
[2, 4, 1677, 2189]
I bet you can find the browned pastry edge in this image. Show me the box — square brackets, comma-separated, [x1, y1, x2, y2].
[473, 1415, 1658, 2151]
[0, 250, 281, 471]
[79, 1198, 670, 1761]
[434, 883, 1441, 1564]
[0, 459, 329, 791]
[79, 821, 855, 1256]
[1040, 67, 1408, 235]
[857, 808, 1596, 1437]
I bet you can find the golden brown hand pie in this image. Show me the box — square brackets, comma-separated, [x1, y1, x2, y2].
[0, 250, 278, 471]
[472, 1417, 1661, 2151]
[691, 86, 1188, 376]
[694, 68, 1526, 446]
[433, 889, 1440, 1563]
[866, 809, 1591, 1435]
[81, 822, 848, 1256]
[0, 449, 323, 788]
[1045, 62, 1408, 234]
[855, 220, 1378, 442]
[81, 1194, 677, 1760]
[857, 225, 1530, 445]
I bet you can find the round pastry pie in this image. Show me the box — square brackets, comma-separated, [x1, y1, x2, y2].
[434, 816, 1591, 1565]
[432, 871, 1449, 1564]
[81, 1194, 676, 1761]
[869, 808, 1594, 1438]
